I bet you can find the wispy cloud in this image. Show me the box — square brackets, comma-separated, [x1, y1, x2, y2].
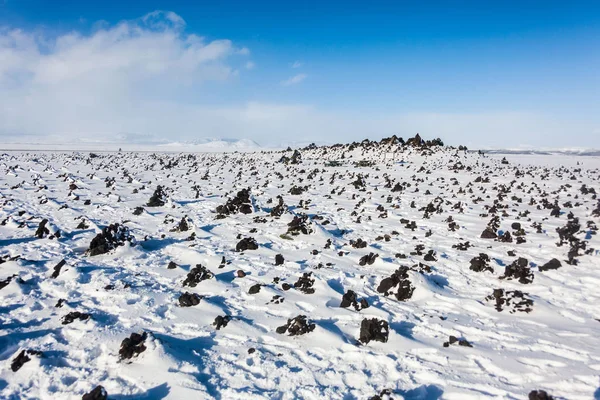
[245, 61, 255, 69]
[291, 60, 303, 68]
[281, 73, 307, 86]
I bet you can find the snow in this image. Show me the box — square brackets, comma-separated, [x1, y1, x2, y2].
[0, 144, 599, 399]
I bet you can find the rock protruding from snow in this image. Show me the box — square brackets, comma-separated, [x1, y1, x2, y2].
[182, 264, 214, 287]
[119, 332, 148, 361]
[82, 385, 108, 400]
[87, 224, 135, 256]
[147, 185, 168, 207]
[500, 257, 534, 284]
[236, 237, 259, 252]
[216, 188, 253, 217]
[485, 289, 533, 313]
[11, 349, 43, 372]
[359, 318, 389, 344]
[276, 315, 315, 336]
[376, 267, 415, 301]
[179, 292, 203, 307]
[340, 290, 369, 311]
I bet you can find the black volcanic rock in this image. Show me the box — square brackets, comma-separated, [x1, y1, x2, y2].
[276, 315, 315, 336]
[119, 332, 148, 361]
[62, 311, 91, 325]
[236, 237, 259, 252]
[500, 257, 534, 284]
[539, 258, 561, 271]
[87, 224, 135, 256]
[359, 318, 389, 344]
[179, 292, 203, 307]
[147, 185, 168, 207]
[82, 386, 108, 400]
[11, 349, 43, 372]
[182, 264, 214, 287]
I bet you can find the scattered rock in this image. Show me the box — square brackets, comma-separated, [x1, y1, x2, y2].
[11, 349, 43, 372]
[539, 258, 561, 271]
[62, 311, 91, 325]
[82, 386, 108, 400]
[179, 292, 203, 307]
[182, 264, 214, 287]
[359, 318, 389, 344]
[119, 332, 148, 361]
[276, 315, 315, 336]
[213, 315, 232, 330]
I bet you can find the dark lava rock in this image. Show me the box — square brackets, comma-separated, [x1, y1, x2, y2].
[282, 283, 292, 291]
[0, 275, 16, 290]
[359, 318, 389, 344]
[359, 252, 378, 266]
[340, 290, 369, 311]
[133, 207, 144, 216]
[469, 253, 493, 273]
[287, 214, 313, 235]
[350, 238, 368, 249]
[236, 270, 246, 278]
[270, 196, 287, 217]
[368, 389, 393, 400]
[147, 185, 168, 207]
[174, 217, 189, 232]
[213, 315, 232, 330]
[423, 250, 437, 262]
[443, 335, 472, 348]
[294, 272, 315, 294]
[87, 224, 135, 256]
[35, 218, 50, 238]
[236, 237, 259, 252]
[528, 390, 554, 400]
[376, 267, 415, 301]
[498, 231, 513, 243]
[82, 385, 108, 400]
[500, 257, 534, 284]
[275, 254, 285, 265]
[511, 222, 522, 230]
[276, 315, 315, 336]
[485, 289, 533, 313]
[62, 311, 91, 325]
[179, 292, 202, 307]
[248, 284, 261, 294]
[119, 332, 148, 361]
[167, 261, 178, 269]
[11, 349, 43, 372]
[539, 258, 562, 272]
[182, 264, 214, 287]
[480, 228, 497, 239]
[216, 188, 253, 216]
[51, 259, 66, 278]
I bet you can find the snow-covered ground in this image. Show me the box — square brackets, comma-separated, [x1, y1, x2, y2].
[1, 142, 599, 399]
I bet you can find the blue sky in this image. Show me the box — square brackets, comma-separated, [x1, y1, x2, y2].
[0, 1, 599, 147]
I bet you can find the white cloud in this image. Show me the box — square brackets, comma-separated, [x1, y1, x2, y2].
[245, 61, 255, 69]
[281, 73, 306, 86]
[291, 60, 303, 68]
[0, 11, 249, 140]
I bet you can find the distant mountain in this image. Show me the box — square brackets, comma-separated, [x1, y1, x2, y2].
[480, 148, 600, 156]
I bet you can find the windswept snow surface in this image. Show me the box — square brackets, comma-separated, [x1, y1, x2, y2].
[1, 144, 599, 399]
